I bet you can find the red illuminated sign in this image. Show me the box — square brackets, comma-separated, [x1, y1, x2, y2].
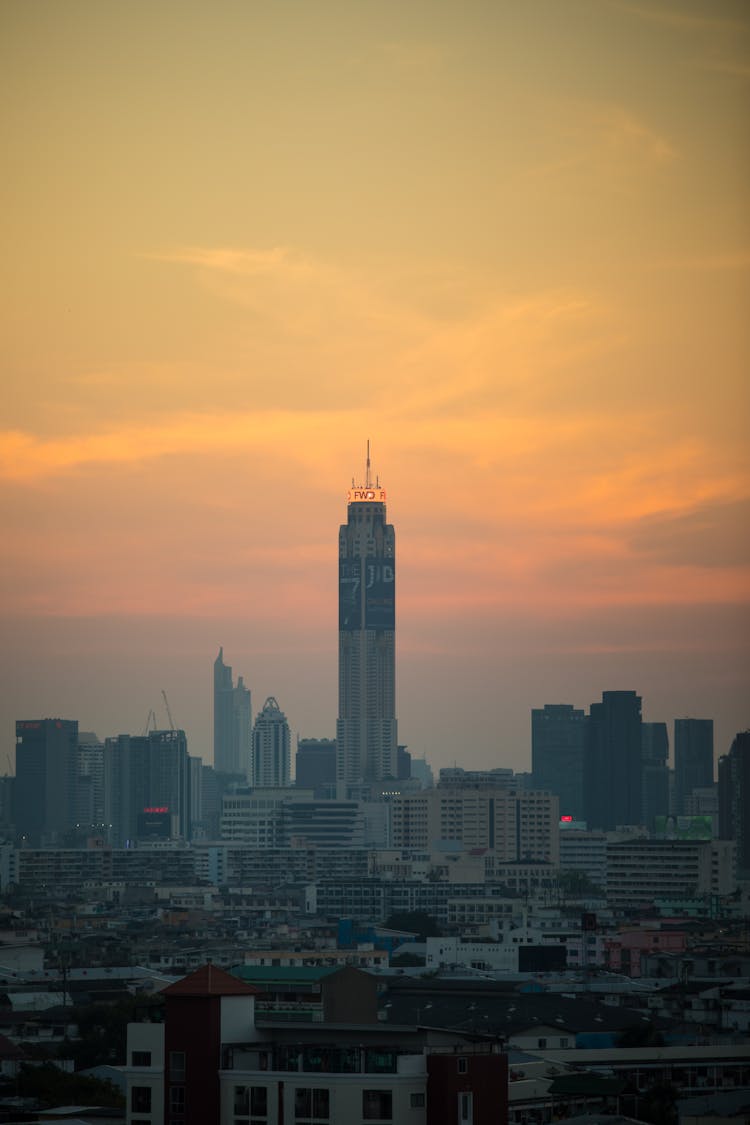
[560, 815, 573, 822]
[347, 487, 386, 503]
[143, 806, 169, 814]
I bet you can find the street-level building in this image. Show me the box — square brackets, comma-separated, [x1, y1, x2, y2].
[123, 963, 508, 1125]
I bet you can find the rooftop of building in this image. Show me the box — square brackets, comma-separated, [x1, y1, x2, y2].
[162, 963, 259, 997]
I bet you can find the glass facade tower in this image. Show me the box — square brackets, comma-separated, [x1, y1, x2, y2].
[336, 452, 396, 792]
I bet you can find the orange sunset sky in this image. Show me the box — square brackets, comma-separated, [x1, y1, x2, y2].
[1, 0, 748, 771]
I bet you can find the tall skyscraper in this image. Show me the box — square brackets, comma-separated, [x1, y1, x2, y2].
[15, 718, 78, 846]
[531, 704, 586, 820]
[718, 730, 750, 877]
[674, 718, 714, 815]
[106, 728, 190, 845]
[337, 448, 397, 792]
[213, 648, 251, 776]
[584, 690, 642, 831]
[641, 721, 670, 831]
[252, 697, 291, 787]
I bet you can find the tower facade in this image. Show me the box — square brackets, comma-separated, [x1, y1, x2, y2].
[718, 730, 750, 877]
[674, 718, 713, 815]
[252, 697, 291, 788]
[531, 704, 586, 821]
[337, 452, 397, 791]
[213, 648, 251, 776]
[641, 720, 670, 830]
[584, 690, 642, 831]
[15, 718, 78, 846]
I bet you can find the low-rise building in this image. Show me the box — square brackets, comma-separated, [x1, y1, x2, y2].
[123, 964, 508, 1125]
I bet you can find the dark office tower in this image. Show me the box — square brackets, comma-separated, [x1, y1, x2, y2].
[106, 733, 147, 847]
[295, 738, 337, 796]
[674, 718, 714, 815]
[718, 730, 750, 876]
[15, 719, 78, 846]
[641, 721, 670, 831]
[106, 729, 190, 844]
[584, 691, 642, 831]
[531, 704, 586, 820]
[397, 744, 412, 781]
[337, 447, 397, 792]
[146, 729, 190, 839]
[0, 775, 15, 837]
[213, 648, 251, 776]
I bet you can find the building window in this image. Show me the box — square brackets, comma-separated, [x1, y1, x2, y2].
[363, 1089, 393, 1120]
[131, 1050, 152, 1067]
[235, 1083, 270, 1123]
[131, 1086, 152, 1113]
[169, 1086, 185, 1115]
[457, 1057, 468, 1074]
[294, 1086, 330, 1121]
[459, 1091, 474, 1123]
[169, 1050, 186, 1081]
[537, 1038, 547, 1048]
[410, 1092, 426, 1107]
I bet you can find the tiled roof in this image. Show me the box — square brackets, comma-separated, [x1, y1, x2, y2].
[162, 963, 259, 997]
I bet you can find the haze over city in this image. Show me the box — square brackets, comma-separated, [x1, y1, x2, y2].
[1, 0, 748, 769]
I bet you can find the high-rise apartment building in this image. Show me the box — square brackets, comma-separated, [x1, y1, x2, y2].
[213, 648, 251, 776]
[337, 449, 396, 792]
[718, 730, 750, 877]
[73, 731, 107, 838]
[531, 704, 586, 820]
[584, 690, 642, 831]
[15, 719, 78, 846]
[252, 697, 291, 788]
[641, 721, 670, 831]
[674, 718, 714, 815]
[391, 785, 559, 863]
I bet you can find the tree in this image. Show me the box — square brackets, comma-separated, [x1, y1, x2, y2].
[557, 869, 603, 897]
[616, 1021, 665, 1048]
[16, 1063, 124, 1108]
[638, 1082, 678, 1125]
[384, 911, 441, 940]
[64, 994, 164, 1070]
[390, 952, 425, 967]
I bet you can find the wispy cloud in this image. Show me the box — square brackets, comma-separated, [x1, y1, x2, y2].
[648, 250, 750, 271]
[612, 1, 749, 35]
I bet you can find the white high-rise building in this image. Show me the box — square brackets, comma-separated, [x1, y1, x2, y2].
[390, 785, 560, 863]
[337, 446, 396, 792]
[252, 697, 291, 788]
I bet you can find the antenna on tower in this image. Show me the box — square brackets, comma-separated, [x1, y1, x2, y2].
[366, 439, 371, 488]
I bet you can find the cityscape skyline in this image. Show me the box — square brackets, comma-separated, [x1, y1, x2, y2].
[1, 1, 748, 770]
[4, 464, 746, 777]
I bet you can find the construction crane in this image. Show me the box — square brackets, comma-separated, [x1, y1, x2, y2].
[142, 709, 157, 737]
[161, 690, 176, 731]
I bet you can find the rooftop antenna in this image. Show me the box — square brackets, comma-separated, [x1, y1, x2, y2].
[366, 439, 371, 488]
